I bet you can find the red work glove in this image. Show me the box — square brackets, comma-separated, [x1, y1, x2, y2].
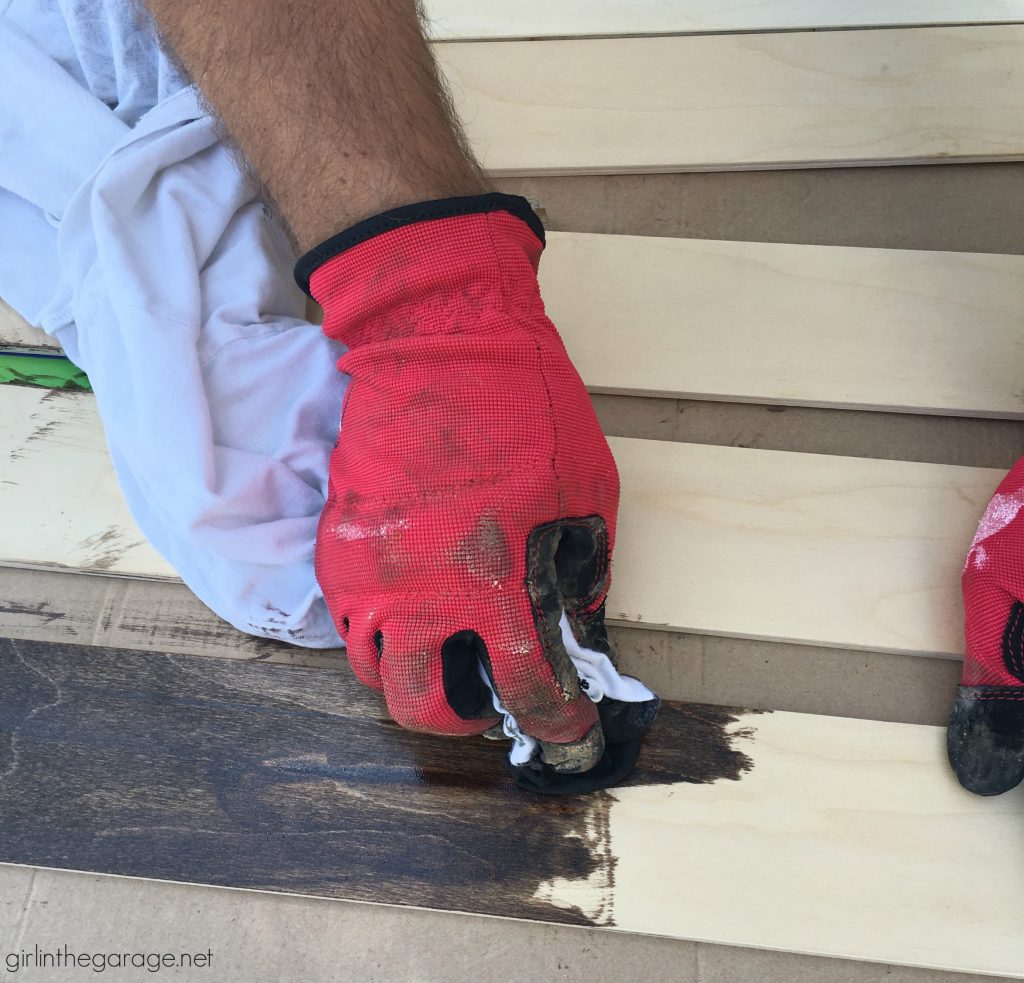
[949, 459, 1024, 794]
[295, 194, 618, 775]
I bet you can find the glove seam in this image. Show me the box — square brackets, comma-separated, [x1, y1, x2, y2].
[1003, 600, 1024, 681]
[325, 463, 554, 513]
[958, 685, 1024, 701]
[335, 588, 546, 602]
[481, 207, 562, 504]
[336, 316, 558, 354]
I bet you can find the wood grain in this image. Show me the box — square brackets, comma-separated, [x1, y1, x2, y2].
[436, 27, 1024, 174]
[0, 298, 52, 350]
[607, 438, 996, 656]
[0, 638, 750, 927]
[588, 709, 1024, 976]
[0, 566, 967, 725]
[0, 387, 176, 578]
[425, 0, 1024, 40]
[9, 234, 1024, 420]
[1, 636, 1021, 977]
[543, 233, 1024, 417]
[0, 386, 1000, 656]
[0, 567, 339, 670]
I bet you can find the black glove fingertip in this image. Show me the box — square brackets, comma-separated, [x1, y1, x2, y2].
[947, 686, 1024, 796]
[509, 695, 661, 795]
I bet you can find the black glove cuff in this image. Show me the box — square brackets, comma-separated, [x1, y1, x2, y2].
[293, 192, 546, 297]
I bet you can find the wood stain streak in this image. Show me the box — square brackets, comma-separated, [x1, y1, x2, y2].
[9, 395, 75, 461]
[625, 702, 761, 789]
[116, 617, 285, 653]
[0, 600, 66, 626]
[0, 637, 762, 926]
[77, 526, 142, 572]
[24, 419, 60, 445]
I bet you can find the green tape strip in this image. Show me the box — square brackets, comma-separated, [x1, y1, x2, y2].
[0, 352, 92, 391]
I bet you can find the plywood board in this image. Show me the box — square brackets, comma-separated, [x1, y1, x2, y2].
[1, 637, 1021, 977]
[0, 387, 176, 578]
[607, 438, 996, 656]
[8, 235, 1024, 419]
[0, 299, 53, 350]
[0, 566, 337, 668]
[12, 236, 1024, 419]
[436, 27, 1024, 174]
[425, 1, 1024, 40]
[543, 233, 1024, 418]
[0, 386, 999, 655]
[12, 236, 1024, 418]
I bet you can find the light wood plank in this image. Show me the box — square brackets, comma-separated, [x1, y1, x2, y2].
[548, 709, 1024, 977]
[0, 567, 339, 669]
[0, 299, 53, 350]
[0, 386, 999, 656]
[543, 233, 1024, 417]
[608, 437, 995, 656]
[1, 637, 1021, 978]
[0, 387, 176, 578]
[425, 1, 1024, 40]
[436, 27, 1024, 174]
[12, 235, 1024, 418]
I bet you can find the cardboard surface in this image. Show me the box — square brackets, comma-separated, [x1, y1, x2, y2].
[4, 867, 1016, 983]
[0, 865, 33, 955]
[592, 395, 1024, 471]
[500, 162, 1024, 254]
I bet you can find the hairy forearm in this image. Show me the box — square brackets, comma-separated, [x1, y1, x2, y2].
[144, 0, 489, 251]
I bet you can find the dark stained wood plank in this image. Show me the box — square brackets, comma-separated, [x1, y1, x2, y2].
[0, 637, 751, 928]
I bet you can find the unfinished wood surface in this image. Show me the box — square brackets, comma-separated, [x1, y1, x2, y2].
[0, 298, 52, 350]
[0, 387, 176, 578]
[436, 27, 1024, 174]
[1, 637, 1021, 977]
[425, 1, 1024, 40]
[10, 234, 1024, 419]
[607, 438, 995, 656]
[0, 385, 999, 655]
[543, 233, 1024, 417]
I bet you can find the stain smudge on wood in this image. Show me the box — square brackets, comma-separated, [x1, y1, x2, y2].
[0, 637, 763, 928]
[0, 599, 67, 626]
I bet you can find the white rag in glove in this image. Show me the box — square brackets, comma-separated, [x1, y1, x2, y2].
[484, 611, 657, 766]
